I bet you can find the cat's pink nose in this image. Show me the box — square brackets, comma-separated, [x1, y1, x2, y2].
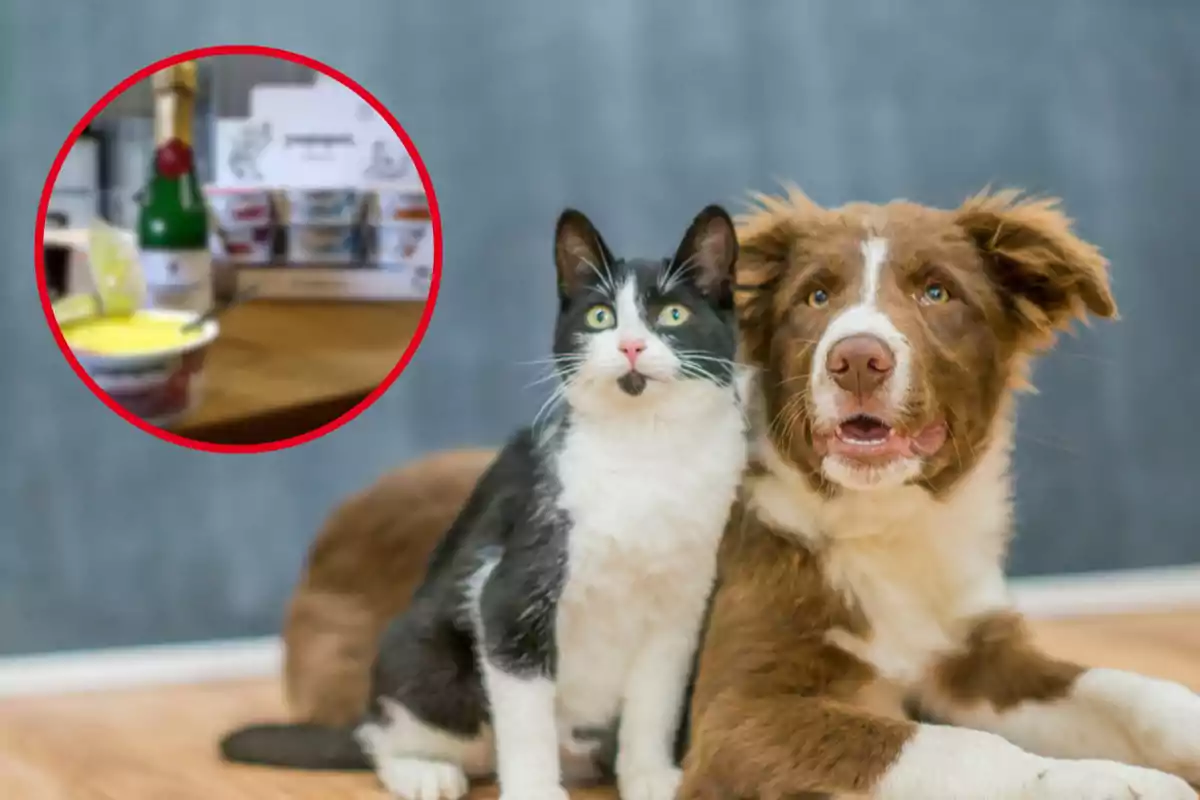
[618, 339, 647, 367]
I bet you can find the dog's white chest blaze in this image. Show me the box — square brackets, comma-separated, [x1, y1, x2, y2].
[749, 427, 1015, 688]
[551, 400, 746, 728]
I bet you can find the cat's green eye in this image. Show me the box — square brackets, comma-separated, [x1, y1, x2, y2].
[657, 304, 691, 327]
[585, 304, 616, 330]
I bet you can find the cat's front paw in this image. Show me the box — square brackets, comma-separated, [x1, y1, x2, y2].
[498, 784, 570, 800]
[377, 757, 469, 800]
[1024, 759, 1196, 799]
[618, 765, 683, 800]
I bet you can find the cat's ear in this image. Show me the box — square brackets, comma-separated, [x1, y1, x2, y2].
[669, 205, 738, 309]
[554, 209, 615, 300]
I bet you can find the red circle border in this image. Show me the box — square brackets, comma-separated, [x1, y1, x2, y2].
[34, 44, 443, 454]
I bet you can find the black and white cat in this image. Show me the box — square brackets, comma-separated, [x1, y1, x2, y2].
[220, 206, 749, 800]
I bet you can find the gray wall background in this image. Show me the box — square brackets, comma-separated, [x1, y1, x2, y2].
[100, 55, 315, 119]
[1, 0, 1197, 657]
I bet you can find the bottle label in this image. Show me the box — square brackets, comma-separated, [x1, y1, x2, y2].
[140, 249, 213, 313]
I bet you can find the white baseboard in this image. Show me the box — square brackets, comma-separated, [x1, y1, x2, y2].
[0, 565, 1197, 699]
[0, 636, 282, 699]
[1010, 563, 1200, 619]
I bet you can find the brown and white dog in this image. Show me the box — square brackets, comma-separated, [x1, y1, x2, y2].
[679, 188, 1200, 799]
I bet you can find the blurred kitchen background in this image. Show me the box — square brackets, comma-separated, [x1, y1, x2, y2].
[1, 0, 1198, 657]
[45, 55, 430, 300]
[49, 56, 314, 233]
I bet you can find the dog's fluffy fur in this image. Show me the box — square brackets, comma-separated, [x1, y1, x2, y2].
[678, 188, 1200, 799]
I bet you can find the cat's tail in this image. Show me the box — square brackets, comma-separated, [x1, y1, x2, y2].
[219, 722, 371, 771]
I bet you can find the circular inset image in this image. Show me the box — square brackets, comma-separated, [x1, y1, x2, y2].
[36, 45, 441, 453]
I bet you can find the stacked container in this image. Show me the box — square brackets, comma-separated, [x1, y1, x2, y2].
[205, 187, 275, 265]
[369, 188, 430, 269]
[285, 189, 364, 265]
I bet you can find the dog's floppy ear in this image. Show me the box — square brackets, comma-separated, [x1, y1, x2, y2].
[733, 186, 819, 366]
[955, 189, 1117, 348]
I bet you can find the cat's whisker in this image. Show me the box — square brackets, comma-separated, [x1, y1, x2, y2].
[525, 370, 574, 390]
[672, 349, 742, 363]
[679, 363, 737, 377]
[680, 363, 723, 385]
[523, 362, 585, 375]
[660, 253, 700, 294]
[591, 234, 618, 295]
[583, 238, 618, 297]
[577, 255, 616, 298]
[516, 355, 588, 368]
[531, 382, 570, 434]
[659, 255, 678, 292]
[673, 349, 737, 358]
[675, 353, 741, 368]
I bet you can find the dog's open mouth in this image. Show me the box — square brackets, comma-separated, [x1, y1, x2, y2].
[837, 414, 893, 446]
[823, 414, 948, 462]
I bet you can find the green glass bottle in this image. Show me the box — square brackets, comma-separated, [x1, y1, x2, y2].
[137, 61, 212, 313]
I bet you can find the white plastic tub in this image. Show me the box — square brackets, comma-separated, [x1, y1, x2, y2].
[67, 309, 220, 429]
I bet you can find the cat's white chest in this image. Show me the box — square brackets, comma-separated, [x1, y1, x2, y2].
[550, 404, 746, 727]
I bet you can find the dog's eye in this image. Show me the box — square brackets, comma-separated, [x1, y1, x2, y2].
[919, 283, 951, 306]
[807, 288, 830, 308]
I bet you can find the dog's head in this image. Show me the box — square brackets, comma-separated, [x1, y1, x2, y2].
[736, 187, 1116, 493]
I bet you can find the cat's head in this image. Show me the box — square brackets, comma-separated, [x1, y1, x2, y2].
[551, 205, 739, 411]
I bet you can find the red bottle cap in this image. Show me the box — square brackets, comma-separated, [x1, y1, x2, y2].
[155, 138, 194, 178]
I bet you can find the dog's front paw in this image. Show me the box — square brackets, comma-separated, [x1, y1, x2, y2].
[1084, 668, 1200, 784]
[1131, 682, 1200, 784]
[1025, 759, 1196, 799]
[618, 765, 683, 800]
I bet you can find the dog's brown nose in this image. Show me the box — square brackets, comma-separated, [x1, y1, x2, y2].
[826, 335, 895, 397]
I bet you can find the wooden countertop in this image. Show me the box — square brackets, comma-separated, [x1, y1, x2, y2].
[171, 300, 426, 445]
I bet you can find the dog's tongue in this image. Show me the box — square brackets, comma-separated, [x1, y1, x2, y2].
[822, 417, 948, 461]
[839, 415, 891, 442]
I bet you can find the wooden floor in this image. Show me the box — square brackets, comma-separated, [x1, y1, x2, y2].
[1, 611, 1197, 799]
